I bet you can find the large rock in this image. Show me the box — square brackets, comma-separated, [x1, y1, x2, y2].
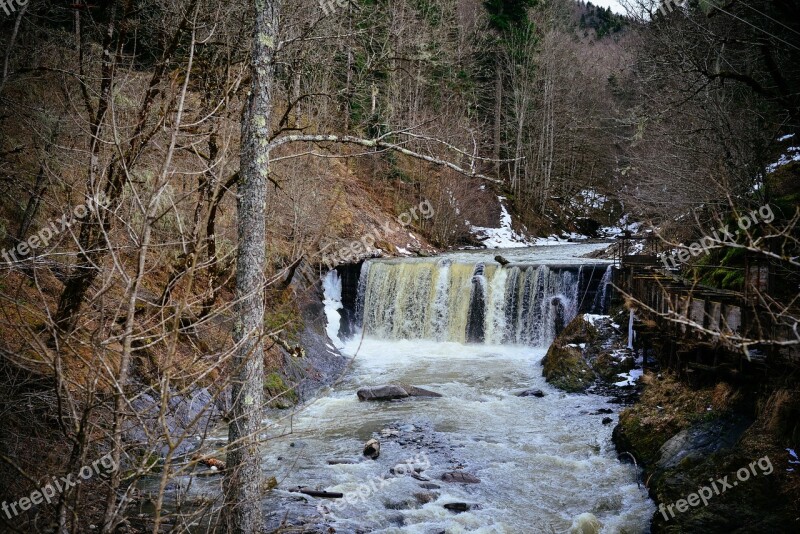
[542, 344, 596, 393]
[441, 471, 480, 484]
[357, 385, 409, 401]
[357, 384, 442, 401]
[655, 415, 751, 471]
[363, 438, 380, 459]
[403, 385, 443, 398]
[125, 386, 221, 457]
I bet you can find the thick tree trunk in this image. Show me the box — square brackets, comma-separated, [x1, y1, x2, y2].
[224, 0, 280, 532]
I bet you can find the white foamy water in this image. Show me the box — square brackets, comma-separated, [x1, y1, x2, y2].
[262, 338, 653, 532]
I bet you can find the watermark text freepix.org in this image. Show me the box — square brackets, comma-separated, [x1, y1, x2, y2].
[659, 455, 773, 521]
[0, 0, 27, 17]
[321, 199, 434, 269]
[661, 203, 774, 270]
[2, 452, 117, 519]
[317, 452, 430, 515]
[1, 192, 109, 265]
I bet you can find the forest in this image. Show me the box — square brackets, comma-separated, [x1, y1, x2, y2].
[0, 0, 798, 532]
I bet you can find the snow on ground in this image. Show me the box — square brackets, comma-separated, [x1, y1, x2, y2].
[570, 188, 608, 210]
[778, 133, 795, 142]
[583, 314, 610, 326]
[614, 368, 643, 387]
[598, 213, 642, 238]
[470, 196, 536, 248]
[766, 146, 800, 173]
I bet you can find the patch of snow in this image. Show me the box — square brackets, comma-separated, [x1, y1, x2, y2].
[570, 188, 608, 210]
[788, 448, 800, 464]
[599, 214, 642, 238]
[396, 247, 412, 256]
[583, 314, 610, 326]
[778, 133, 795, 142]
[614, 368, 643, 387]
[470, 196, 534, 248]
[766, 146, 800, 173]
[532, 234, 583, 246]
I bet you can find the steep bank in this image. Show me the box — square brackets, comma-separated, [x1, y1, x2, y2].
[544, 310, 800, 532]
[612, 371, 798, 533]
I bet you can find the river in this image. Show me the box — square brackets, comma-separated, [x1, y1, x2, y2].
[260, 243, 654, 533]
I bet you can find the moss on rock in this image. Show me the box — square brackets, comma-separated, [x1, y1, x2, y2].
[542, 344, 596, 393]
[264, 372, 298, 409]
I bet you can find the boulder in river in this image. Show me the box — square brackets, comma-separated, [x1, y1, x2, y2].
[414, 492, 438, 505]
[357, 384, 442, 401]
[444, 502, 481, 513]
[516, 388, 545, 398]
[363, 438, 380, 459]
[441, 471, 480, 484]
[403, 385, 443, 398]
[357, 385, 409, 401]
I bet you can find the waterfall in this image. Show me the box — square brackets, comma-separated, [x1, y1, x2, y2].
[322, 270, 345, 348]
[357, 258, 596, 347]
[591, 264, 614, 314]
[627, 308, 635, 350]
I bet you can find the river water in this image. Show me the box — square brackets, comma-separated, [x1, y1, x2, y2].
[137, 244, 653, 532]
[259, 244, 653, 533]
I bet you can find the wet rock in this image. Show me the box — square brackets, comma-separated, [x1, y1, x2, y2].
[494, 255, 510, 266]
[363, 438, 380, 459]
[419, 482, 441, 490]
[357, 384, 442, 401]
[656, 415, 751, 471]
[542, 344, 596, 393]
[602, 417, 613, 425]
[357, 385, 409, 401]
[594, 408, 613, 414]
[516, 388, 545, 398]
[125, 387, 221, 457]
[403, 385, 442, 398]
[384, 498, 419, 510]
[441, 471, 480, 484]
[414, 492, 437, 505]
[443, 502, 480, 513]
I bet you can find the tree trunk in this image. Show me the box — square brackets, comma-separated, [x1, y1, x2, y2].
[494, 67, 502, 179]
[224, 0, 280, 531]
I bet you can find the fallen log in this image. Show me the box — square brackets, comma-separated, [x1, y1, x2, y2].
[288, 486, 344, 499]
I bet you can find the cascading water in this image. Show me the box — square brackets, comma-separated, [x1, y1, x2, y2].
[592, 264, 614, 314]
[252, 245, 652, 533]
[357, 258, 594, 347]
